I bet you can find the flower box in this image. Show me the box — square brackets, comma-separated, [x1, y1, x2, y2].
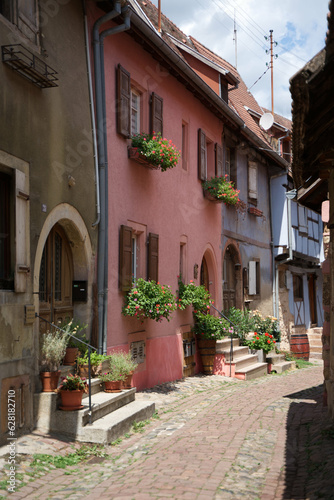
[248, 207, 263, 217]
[203, 189, 225, 203]
[128, 147, 159, 170]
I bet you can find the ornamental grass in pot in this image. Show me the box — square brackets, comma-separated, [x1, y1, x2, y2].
[39, 330, 69, 392]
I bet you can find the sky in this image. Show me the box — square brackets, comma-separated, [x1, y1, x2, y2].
[150, 0, 330, 120]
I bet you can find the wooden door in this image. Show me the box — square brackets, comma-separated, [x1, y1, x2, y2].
[308, 274, 317, 326]
[39, 224, 73, 332]
[200, 257, 209, 290]
[223, 247, 236, 312]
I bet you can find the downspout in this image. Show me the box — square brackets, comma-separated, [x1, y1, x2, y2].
[93, 2, 131, 354]
[83, 1, 100, 227]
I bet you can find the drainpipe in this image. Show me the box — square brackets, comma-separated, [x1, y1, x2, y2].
[83, 2, 100, 227]
[93, 2, 131, 353]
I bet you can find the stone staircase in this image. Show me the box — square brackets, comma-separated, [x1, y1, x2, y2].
[215, 338, 268, 381]
[307, 327, 323, 359]
[34, 366, 155, 445]
[214, 338, 294, 380]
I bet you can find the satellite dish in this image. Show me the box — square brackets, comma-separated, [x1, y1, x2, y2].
[259, 112, 274, 131]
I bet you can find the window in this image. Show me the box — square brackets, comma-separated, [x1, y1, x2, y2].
[131, 89, 140, 135]
[0, 0, 39, 44]
[198, 129, 215, 180]
[215, 143, 223, 177]
[0, 172, 12, 289]
[179, 237, 187, 282]
[0, 153, 30, 292]
[219, 74, 228, 103]
[248, 260, 260, 295]
[182, 122, 188, 171]
[225, 145, 237, 187]
[248, 161, 258, 204]
[293, 274, 303, 301]
[119, 224, 158, 291]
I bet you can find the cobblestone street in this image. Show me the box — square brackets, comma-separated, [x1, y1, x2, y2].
[1, 362, 333, 499]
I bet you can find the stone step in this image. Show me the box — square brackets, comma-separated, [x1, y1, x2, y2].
[235, 362, 268, 381]
[35, 387, 137, 434]
[216, 338, 240, 352]
[268, 361, 295, 374]
[309, 346, 322, 353]
[79, 400, 156, 444]
[223, 346, 249, 362]
[231, 354, 258, 371]
[309, 353, 323, 360]
[266, 354, 286, 365]
[310, 328, 322, 335]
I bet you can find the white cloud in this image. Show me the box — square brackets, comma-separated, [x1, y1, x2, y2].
[150, 0, 329, 118]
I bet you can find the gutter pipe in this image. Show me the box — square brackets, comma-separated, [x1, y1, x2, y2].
[93, 1, 131, 354]
[83, 2, 100, 227]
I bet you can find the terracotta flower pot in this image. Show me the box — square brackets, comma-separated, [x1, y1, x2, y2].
[122, 372, 134, 389]
[40, 371, 61, 392]
[59, 389, 84, 410]
[104, 380, 122, 393]
[63, 347, 79, 366]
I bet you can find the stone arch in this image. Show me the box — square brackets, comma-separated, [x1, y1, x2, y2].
[33, 203, 94, 331]
[222, 240, 243, 311]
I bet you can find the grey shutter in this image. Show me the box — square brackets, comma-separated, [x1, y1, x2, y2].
[116, 64, 131, 138]
[215, 143, 224, 177]
[198, 129, 207, 181]
[148, 233, 159, 282]
[150, 93, 163, 135]
[15, 169, 30, 292]
[119, 225, 133, 291]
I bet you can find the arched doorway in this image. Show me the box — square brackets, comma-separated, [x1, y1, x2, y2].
[39, 224, 73, 332]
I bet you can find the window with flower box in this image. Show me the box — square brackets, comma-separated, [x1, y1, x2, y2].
[119, 224, 158, 291]
[198, 129, 218, 181]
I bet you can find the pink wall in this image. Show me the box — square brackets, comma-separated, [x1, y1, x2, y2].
[88, 3, 224, 388]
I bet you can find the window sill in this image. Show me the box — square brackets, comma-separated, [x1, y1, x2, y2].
[128, 147, 159, 170]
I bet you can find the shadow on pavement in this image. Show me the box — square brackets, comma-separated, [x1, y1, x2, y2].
[283, 384, 334, 499]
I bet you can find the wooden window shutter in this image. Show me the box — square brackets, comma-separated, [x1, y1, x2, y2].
[150, 93, 163, 135]
[148, 233, 159, 282]
[215, 143, 224, 177]
[198, 129, 207, 181]
[119, 225, 133, 291]
[15, 169, 30, 292]
[116, 64, 131, 138]
[248, 161, 257, 201]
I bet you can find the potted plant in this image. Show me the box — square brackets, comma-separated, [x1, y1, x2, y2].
[193, 312, 231, 375]
[122, 278, 177, 322]
[243, 331, 277, 362]
[62, 319, 88, 366]
[39, 330, 69, 392]
[77, 352, 107, 378]
[202, 175, 240, 205]
[119, 352, 138, 389]
[128, 132, 181, 171]
[58, 374, 88, 410]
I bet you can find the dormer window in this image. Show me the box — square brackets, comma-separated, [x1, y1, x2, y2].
[219, 74, 228, 103]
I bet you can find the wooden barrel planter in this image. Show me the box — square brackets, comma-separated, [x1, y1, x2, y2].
[290, 334, 310, 360]
[197, 338, 216, 375]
